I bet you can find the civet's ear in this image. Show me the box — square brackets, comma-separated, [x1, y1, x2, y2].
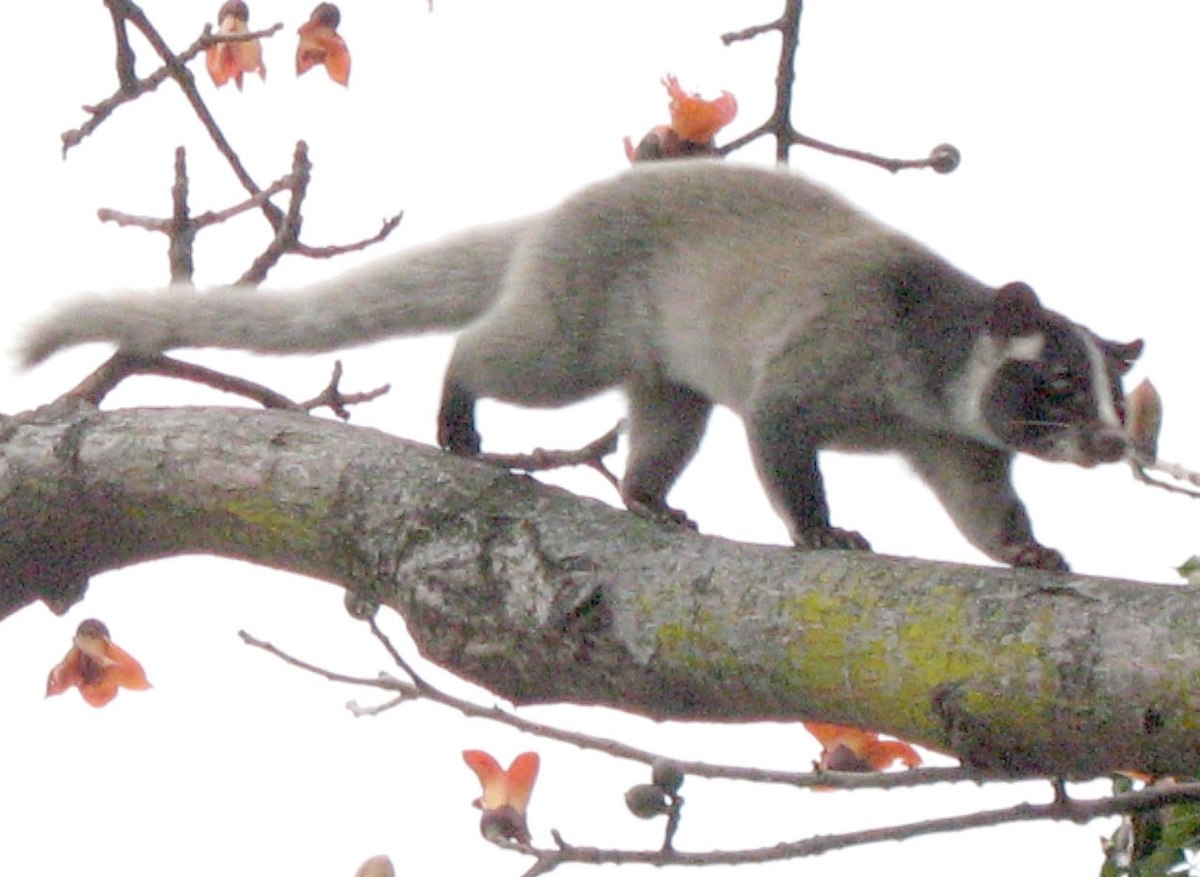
[989, 282, 1044, 338]
[1104, 338, 1144, 375]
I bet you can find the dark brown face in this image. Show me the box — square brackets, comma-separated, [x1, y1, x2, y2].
[982, 317, 1142, 467]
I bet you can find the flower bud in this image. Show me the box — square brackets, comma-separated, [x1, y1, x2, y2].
[625, 783, 671, 819]
[651, 757, 685, 794]
[929, 143, 961, 174]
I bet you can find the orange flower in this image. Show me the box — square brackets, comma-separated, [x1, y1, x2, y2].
[296, 3, 351, 87]
[625, 75, 737, 162]
[804, 721, 922, 774]
[205, 0, 266, 90]
[462, 750, 539, 844]
[46, 619, 151, 708]
[662, 74, 737, 144]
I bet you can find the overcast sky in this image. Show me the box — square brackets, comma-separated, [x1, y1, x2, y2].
[2, 2, 1198, 875]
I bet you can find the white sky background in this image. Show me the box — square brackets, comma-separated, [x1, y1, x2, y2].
[1, 1, 1198, 875]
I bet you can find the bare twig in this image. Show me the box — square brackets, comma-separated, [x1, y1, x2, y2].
[239, 142, 313, 285]
[169, 147, 196, 283]
[66, 6, 282, 167]
[65, 353, 140, 405]
[364, 616, 436, 693]
[718, 0, 801, 162]
[62, 351, 388, 418]
[104, 0, 137, 91]
[239, 630, 408, 692]
[97, 175, 295, 235]
[67, 352, 305, 409]
[242, 616, 997, 794]
[69, 0, 408, 282]
[1130, 456, 1200, 498]
[99, 164, 297, 234]
[482, 423, 624, 493]
[231, 145, 406, 283]
[67, 1, 286, 229]
[719, 0, 957, 173]
[88, 353, 387, 416]
[661, 794, 684, 851]
[514, 782, 1200, 873]
[115, 5, 280, 222]
[94, 141, 401, 289]
[134, 356, 308, 409]
[293, 213, 407, 260]
[300, 361, 391, 420]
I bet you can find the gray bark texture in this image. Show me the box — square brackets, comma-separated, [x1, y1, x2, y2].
[1, 402, 1194, 779]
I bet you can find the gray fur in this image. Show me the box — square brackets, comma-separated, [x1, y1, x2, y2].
[20, 161, 1138, 570]
[19, 219, 531, 363]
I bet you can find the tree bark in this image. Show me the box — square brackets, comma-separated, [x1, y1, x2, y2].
[1, 403, 1193, 779]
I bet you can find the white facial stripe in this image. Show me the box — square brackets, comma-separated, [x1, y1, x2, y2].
[952, 323, 1123, 460]
[951, 335, 1009, 446]
[1005, 333, 1044, 362]
[953, 333, 1045, 442]
[1076, 326, 1122, 428]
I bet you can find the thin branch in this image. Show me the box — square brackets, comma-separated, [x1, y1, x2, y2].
[243, 614, 1006, 794]
[68, 3, 405, 302]
[238, 142, 312, 285]
[345, 694, 408, 717]
[721, 18, 782, 44]
[93, 143, 403, 289]
[300, 361, 391, 420]
[65, 10, 282, 165]
[169, 147, 195, 283]
[239, 630, 408, 692]
[292, 213, 407, 260]
[365, 616, 436, 693]
[1130, 457, 1200, 498]
[481, 423, 624, 493]
[66, 352, 305, 409]
[132, 356, 308, 409]
[65, 352, 387, 418]
[726, 0, 802, 164]
[104, 0, 137, 92]
[119, 3, 280, 220]
[719, 0, 958, 173]
[514, 783, 1200, 873]
[98, 174, 297, 236]
[661, 794, 684, 851]
[66, 353, 152, 405]
[66, 62, 175, 155]
[66, 1, 285, 228]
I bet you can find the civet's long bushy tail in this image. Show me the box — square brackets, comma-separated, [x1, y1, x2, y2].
[18, 218, 530, 366]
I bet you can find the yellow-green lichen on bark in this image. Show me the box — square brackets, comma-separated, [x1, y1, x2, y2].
[892, 586, 1060, 738]
[780, 589, 897, 719]
[217, 495, 328, 552]
[655, 607, 739, 673]
[775, 582, 1067, 738]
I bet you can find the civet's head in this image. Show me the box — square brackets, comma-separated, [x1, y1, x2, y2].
[974, 282, 1142, 466]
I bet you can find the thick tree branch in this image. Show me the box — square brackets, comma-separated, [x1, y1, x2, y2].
[0, 404, 1195, 779]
